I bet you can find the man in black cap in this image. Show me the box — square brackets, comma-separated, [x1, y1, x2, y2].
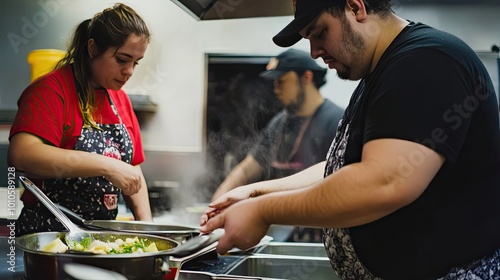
[201, 1, 500, 279]
[211, 49, 344, 242]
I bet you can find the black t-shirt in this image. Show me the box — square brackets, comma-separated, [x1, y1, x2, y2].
[324, 22, 500, 279]
[251, 99, 344, 180]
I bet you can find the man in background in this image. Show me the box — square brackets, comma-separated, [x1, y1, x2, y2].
[210, 48, 344, 242]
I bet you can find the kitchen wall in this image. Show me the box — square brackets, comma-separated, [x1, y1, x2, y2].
[1, 1, 499, 205]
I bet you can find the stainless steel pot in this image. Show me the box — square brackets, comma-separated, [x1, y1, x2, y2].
[16, 230, 222, 280]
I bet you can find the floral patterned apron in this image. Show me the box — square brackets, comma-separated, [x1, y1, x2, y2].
[16, 73, 133, 236]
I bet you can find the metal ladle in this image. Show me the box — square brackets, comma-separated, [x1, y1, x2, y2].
[19, 175, 94, 250]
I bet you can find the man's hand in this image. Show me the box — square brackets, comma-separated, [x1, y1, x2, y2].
[200, 198, 270, 254]
[200, 184, 255, 226]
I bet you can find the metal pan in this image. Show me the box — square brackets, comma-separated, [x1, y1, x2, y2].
[19, 174, 198, 244]
[57, 204, 199, 243]
[16, 229, 223, 280]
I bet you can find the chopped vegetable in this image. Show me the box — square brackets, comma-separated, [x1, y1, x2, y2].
[145, 242, 158, 252]
[42, 238, 68, 253]
[42, 236, 160, 254]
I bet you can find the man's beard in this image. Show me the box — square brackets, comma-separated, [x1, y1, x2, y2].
[285, 85, 306, 114]
[336, 15, 366, 80]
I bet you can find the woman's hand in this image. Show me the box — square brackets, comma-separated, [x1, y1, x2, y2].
[104, 160, 143, 196]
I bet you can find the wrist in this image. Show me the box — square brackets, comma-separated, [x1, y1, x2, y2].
[96, 154, 115, 177]
[249, 181, 269, 197]
[253, 196, 273, 227]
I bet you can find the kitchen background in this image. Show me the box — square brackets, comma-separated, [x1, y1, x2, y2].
[0, 0, 499, 222]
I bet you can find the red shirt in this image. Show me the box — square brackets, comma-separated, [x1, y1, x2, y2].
[10, 65, 145, 165]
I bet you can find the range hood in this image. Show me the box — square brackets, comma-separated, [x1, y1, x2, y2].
[171, 0, 498, 21]
[170, 0, 293, 20]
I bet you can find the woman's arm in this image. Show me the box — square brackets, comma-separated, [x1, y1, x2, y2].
[122, 165, 152, 221]
[8, 132, 142, 195]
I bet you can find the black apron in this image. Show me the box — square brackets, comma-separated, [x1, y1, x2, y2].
[269, 116, 311, 179]
[268, 116, 324, 242]
[16, 74, 133, 236]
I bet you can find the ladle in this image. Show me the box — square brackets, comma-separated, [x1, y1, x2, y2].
[18, 175, 94, 249]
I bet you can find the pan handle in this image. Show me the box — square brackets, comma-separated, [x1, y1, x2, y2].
[56, 204, 87, 227]
[167, 229, 224, 258]
[19, 176, 82, 234]
[56, 204, 112, 231]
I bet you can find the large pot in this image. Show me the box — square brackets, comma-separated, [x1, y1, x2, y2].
[16, 230, 222, 280]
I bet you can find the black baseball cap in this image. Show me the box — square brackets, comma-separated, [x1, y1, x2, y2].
[260, 49, 327, 80]
[273, 0, 341, 47]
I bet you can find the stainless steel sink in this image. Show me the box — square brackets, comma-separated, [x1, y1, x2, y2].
[224, 255, 339, 280]
[255, 242, 327, 258]
[180, 242, 335, 279]
[178, 270, 265, 279]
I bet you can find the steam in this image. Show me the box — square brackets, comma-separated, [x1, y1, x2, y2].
[152, 62, 283, 227]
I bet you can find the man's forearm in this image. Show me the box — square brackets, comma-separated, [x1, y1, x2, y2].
[250, 161, 326, 196]
[212, 166, 250, 201]
[212, 155, 264, 201]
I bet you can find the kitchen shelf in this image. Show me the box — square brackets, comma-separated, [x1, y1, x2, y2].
[0, 109, 17, 125]
[128, 94, 158, 113]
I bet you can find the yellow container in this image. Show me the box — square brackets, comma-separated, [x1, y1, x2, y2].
[27, 49, 66, 81]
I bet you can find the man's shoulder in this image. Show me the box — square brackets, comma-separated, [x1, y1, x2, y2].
[392, 22, 474, 62]
[308, 99, 344, 134]
[268, 109, 288, 122]
[264, 109, 288, 129]
[316, 99, 344, 118]
[322, 99, 343, 109]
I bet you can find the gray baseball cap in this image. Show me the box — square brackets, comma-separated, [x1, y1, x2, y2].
[260, 49, 326, 80]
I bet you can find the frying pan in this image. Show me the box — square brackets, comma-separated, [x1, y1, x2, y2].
[16, 229, 223, 280]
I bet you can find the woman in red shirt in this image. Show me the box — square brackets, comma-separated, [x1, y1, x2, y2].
[9, 3, 152, 236]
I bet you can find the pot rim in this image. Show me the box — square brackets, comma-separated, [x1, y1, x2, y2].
[16, 229, 222, 259]
[86, 220, 200, 235]
[16, 231, 180, 259]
